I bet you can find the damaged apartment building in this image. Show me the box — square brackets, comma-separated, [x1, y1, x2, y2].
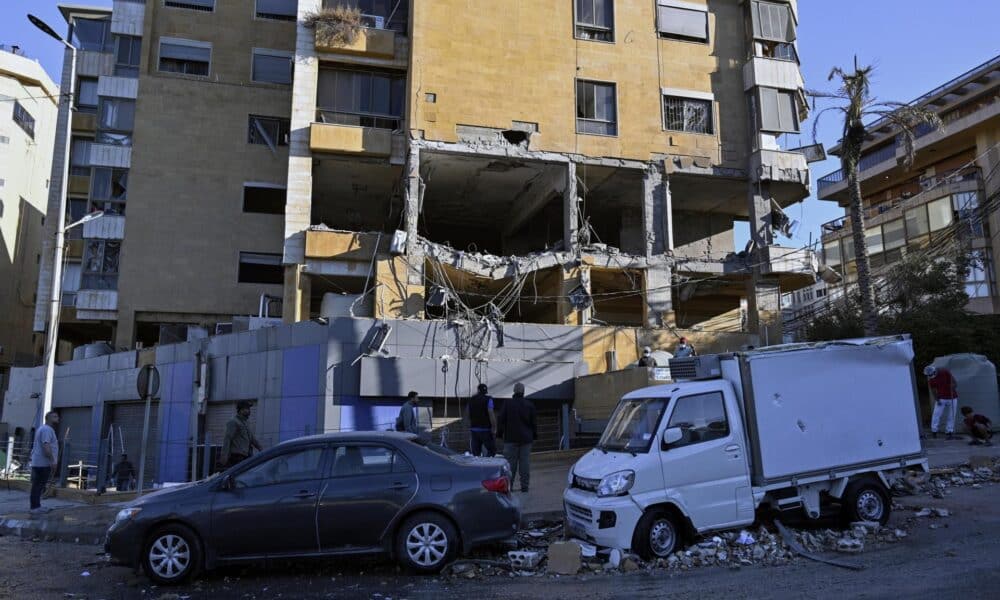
[284, 0, 816, 348]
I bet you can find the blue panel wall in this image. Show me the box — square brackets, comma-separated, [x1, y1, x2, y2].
[337, 395, 404, 432]
[280, 345, 320, 441]
[157, 362, 193, 483]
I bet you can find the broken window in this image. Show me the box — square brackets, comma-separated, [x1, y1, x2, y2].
[757, 87, 799, 133]
[750, 0, 795, 43]
[71, 17, 113, 52]
[256, 0, 297, 21]
[238, 252, 283, 284]
[317, 68, 405, 129]
[114, 36, 142, 78]
[575, 0, 615, 42]
[96, 98, 135, 146]
[76, 78, 99, 113]
[953, 191, 984, 237]
[252, 49, 293, 85]
[90, 168, 128, 215]
[12, 101, 34, 139]
[657, 2, 708, 42]
[165, 0, 215, 11]
[966, 250, 995, 298]
[248, 115, 291, 147]
[82, 240, 120, 290]
[663, 95, 714, 134]
[158, 38, 211, 76]
[243, 184, 286, 215]
[576, 80, 617, 136]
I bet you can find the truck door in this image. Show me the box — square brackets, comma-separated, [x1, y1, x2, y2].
[658, 389, 752, 530]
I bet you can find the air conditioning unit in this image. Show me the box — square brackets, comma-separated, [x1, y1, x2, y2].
[668, 355, 722, 381]
[361, 13, 386, 29]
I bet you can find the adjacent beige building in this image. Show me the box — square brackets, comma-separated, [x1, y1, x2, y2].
[0, 45, 58, 396]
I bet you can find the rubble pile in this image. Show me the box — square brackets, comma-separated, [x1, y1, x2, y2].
[893, 457, 1000, 498]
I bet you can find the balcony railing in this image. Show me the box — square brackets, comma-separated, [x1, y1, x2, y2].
[316, 109, 401, 130]
[818, 140, 900, 194]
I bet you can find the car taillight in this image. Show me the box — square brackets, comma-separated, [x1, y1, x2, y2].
[482, 476, 510, 494]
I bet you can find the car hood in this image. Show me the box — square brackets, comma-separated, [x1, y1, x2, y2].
[571, 448, 649, 480]
[129, 480, 205, 507]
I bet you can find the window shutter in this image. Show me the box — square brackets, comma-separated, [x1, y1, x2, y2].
[160, 42, 210, 62]
[758, 87, 781, 131]
[777, 90, 797, 132]
[752, 1, 794, 43]
[658, 5, 708, 40]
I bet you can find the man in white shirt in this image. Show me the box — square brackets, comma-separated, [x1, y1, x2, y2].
[30, 411, 60, 512]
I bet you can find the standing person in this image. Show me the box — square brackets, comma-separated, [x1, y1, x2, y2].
[467, 383, 497, 456]
[112, 453, 135, 491]
[29, 411, 60, 512]
[637, 347, 657, 367]
[218, 400, 262, 470]
[498, 383, 536, 493]
[674, 337, 695, 358]
[396, 391, 432, 439]
[960, 406, 993, 446]
[925, 366, 958, 440]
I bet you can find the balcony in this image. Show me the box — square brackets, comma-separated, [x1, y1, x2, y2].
[72, 111, 96, 132]
[304, 229, 383, 262]
[82, 214, 126, 239]
[742, 56, 804, 92]
[315, 24, 396, 59]
[759, 245, 818, 291]
[75, 289, 118, 311]
[310, 119, 394, 158]
[749, 148, 810, 204]
[816, 140, 899, 197]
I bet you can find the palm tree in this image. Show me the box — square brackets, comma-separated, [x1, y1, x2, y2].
[811, 59, 941, 336]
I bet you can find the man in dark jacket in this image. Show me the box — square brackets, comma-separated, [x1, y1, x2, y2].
[498, 382, 537, 492]
[467, 383, 497, 456]
[219, 400, 262, 469]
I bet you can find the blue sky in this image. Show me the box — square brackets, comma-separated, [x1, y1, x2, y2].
[2, 0, 998, 251]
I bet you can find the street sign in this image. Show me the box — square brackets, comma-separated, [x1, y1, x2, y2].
[136, 364, 160, 399]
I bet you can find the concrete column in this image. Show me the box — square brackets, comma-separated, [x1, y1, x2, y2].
[745, 274, 782, 346]
[283, 265, 311, 323]
[746, 182, 774, 248]
[563, 161, 579, 254]
[643, 264, 674, 328]
[115, 310, 134, 349]
[643, 165, 670, 257]
[404, 144, 421, 255]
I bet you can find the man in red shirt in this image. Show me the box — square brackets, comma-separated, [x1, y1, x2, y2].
[960, 406, 993, 446]
[924, 365, 958, 439]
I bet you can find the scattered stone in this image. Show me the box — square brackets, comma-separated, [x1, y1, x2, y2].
[836, 538, 864, 553]
[609, 548, 622, 568]
[547, 541, 582, 575]
[621, 557, 639, 572]
[969, 455, 993, 470]
[915, 508, 933, 518]
[508, 551, 541, 570]
[934, 508, 951, 518]
[929, 524, 939, 530]
[894, 529, 907, 539]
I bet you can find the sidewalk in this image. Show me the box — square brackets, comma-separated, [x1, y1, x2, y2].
[1, 438, 995, 545]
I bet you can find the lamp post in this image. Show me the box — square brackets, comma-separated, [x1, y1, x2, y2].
[31, 10, 82, 423]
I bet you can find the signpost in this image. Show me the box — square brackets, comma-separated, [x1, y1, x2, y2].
[135, 365, 160, 496]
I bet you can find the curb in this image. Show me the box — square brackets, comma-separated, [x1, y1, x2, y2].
[0, 515, 108, 545]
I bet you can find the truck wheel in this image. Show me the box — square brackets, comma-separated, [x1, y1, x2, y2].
[142, 523, 202, 585]
[841, 480, 891, 525]
[633, 509, 680, 560]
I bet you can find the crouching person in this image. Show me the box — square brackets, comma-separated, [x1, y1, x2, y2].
[961, 406, 993, 446]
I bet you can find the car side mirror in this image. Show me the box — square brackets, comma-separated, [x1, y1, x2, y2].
[662, 427, 683, 449]
[220, 475, 235, 491]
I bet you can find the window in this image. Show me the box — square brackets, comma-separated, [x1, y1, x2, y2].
[657, 1, 708, 42]
[575, 0, 615, 42]
[164, 0, 215, 11]
[234, 447, 325, 488]
[317, 68, 406, 129]
[256, 0, 297, 21]
[82, 240, 120, 290]
[158, 38, 211, 76]
[757, 87, 799, 133]
[114, 36, 142, 78]
[67, 198, 88, 240]
[71, 18, 113, 52]
[96, 98, 135, 146]
[815, 288, 827, 298]
[243, 184, 286, 215]
[238, 252, 283, 284]
[70, 138, 93, 176]
[576, 80, 617, 136]
[953, 191, 984, 237]
[61, 262, 82, 306]
[883, 218, 905, 251]
[13, 101, 35, 139]
[247, 115, 291, 147]
[252, 49, 293, 85]
[823, 239, 841, 266]
[927, 196, 954, 232]
[841, 237, 855, 264]
[90, 168, 128, 215]
[905, 204, 929, 238]
[666, 392, 729, 448]
[966, 251, 995, 299]
[760, 40, 797, 62]
[330, 445, 407, 477]
[865, 226, 883, 255]
[750, 0, 795, 43]
[663, 94, 714, 134]
[76, 78, 99, 113]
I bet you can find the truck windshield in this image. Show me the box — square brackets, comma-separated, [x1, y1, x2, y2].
[598, 397, 668, 453]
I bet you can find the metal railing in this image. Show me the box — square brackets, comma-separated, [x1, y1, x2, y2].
[818, 140, 900, 194]
[315, 108, 401, 130]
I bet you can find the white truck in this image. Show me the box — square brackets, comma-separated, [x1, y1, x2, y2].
[563, 336, 927, 559]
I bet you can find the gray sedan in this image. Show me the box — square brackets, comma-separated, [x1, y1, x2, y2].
[105, 432, 520, 584]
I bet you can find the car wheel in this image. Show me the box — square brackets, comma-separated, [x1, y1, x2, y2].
[142, 524, 201, 585]
[395, 512, 458, 573]
[841, 479, 891, 526]
[633, 509, 681, 560]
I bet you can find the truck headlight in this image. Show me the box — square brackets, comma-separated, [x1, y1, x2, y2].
[596, 470, 635, 497]
[114, 507, 141, 526]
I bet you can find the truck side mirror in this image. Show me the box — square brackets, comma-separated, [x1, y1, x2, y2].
[662, 427, 683, 448]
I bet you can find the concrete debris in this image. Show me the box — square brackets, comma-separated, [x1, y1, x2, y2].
[508, 551, 541, 569]
[736, 530, 756, 545]
[609, 549, 622, 568]
[568, 539, 597, 558]
[892, 458, 1000, 499]
[934, 508, 951, 518]
[915, 508, 933, 518]
[547, 541, 582, 575]
[836, 538, 864, 553]
[620, 557, 640, 572]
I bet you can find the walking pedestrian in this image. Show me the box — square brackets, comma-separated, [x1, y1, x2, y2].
[30, 411, 60, 512]
[960, 406, 993, 446]
[925, 365, 958, 440]
[498, 383, 536, 493]
[112, 453, 136, 491]
[218, 400, 262, 470]
[396, 391, 432, 439]
[637, 347, 657, 367]
[467, 383, 497, 456]
[674, 337, 695, 358]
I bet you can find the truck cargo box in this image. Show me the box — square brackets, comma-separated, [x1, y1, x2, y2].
[722, 337, 923, 485]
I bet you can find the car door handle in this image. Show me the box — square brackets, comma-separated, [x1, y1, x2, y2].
[294, 491, 317, 499]
[724, 444, 741, 452]
[388, 482, 410, 490]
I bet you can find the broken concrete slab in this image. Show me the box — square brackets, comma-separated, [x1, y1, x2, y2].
[547, 541, 582, 575]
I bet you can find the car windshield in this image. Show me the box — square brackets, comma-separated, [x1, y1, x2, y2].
[598, 397, 668, 453]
